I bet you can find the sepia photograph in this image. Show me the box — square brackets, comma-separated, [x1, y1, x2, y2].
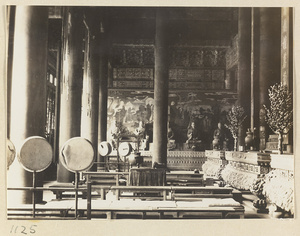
[1, 1, 300, 235]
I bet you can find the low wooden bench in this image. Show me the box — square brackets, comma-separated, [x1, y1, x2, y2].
[110, 186, 170, 201]
[86, 199, 244, 219]
[48, 183, 88, 199]
[170, 186, 234, 201]
[48, 172, 129, 200]
[92, 186, 236, 202]
[7, 187, 89, 219]
[166, 172, 204, 186]
[83, 171, 130, 187]
[84, 172, 130, 201]
[88, 207, 244, 219]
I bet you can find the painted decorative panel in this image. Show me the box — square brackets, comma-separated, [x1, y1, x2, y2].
[112, 81, 154, 88]
[113, 68, 154, 80]
[170, 48, 226, 68]
[112, 46, 154, 67]
[111, 44, 227, 89]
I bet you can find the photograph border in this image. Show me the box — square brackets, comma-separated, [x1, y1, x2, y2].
[1, 1, 299, 235]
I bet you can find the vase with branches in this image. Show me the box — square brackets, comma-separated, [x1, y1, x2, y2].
[225, 105, 247, 151]
[263, 83, 293, 154]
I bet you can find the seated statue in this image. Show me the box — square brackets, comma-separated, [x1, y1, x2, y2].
[186, 121, 201, 150]
[167, 127, 176, 150]
[186, 121, 199, 142]
[167, 127, 174, 139]
[212, 122, 226, 150]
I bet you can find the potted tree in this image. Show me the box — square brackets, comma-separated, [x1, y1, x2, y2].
[225, 105, 247, 151]
[263, 83, 293, 154]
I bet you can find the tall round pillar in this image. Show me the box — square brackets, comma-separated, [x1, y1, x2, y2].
[8, 6, 48, 204]
[81, 27, 100, 171]
[258, 8, 281, 150]
[6, 6, 15, 139]
[98, 32, 109, 170]
[57, 8, 84, 182]
[152, 9, 169, 167]
[237, 8, 251, 147]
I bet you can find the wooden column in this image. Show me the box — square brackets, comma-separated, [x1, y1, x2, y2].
[57, 8, 84, 182]
[280, 7, 293, 151]
[152, 9, 169, 168]
[98, 29, 108, 170]
[6, 6, 15, 139]
[8, 6, 48, 204]
[237, 8, 251, 147]
[252, 8, 261, 150]
[258, 8, 281, 150]
[281, 7, 291, 89]
[81, 21, 100, 171]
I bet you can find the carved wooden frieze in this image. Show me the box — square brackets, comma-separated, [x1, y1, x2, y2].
[111, 45, 227, 89]
[168, 69, 224, 90]
[189, 50, 205, 67]
[113, 68, 154, 80]
[112, 45, 227, 69]
[112, 80, 153, 88]
[224, 151, 271, 175]
[170, 81, 215, 90]
[170, 48, 226, 68]
[169, 69, 213, 81]
[126, 48, 143, 65]
[112, 46, 154, 66]
[143, 48, 155, 65]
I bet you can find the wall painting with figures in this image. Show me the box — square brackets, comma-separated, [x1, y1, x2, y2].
[107, 90, 236, 151]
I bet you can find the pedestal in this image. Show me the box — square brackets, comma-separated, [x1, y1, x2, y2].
[202, 150, 227, 179]
[264, 154, 294, 216]
[222, 151, 271, 190]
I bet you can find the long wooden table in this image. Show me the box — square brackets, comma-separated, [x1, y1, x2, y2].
[86, 185, 244, 219]
[8, 198, 244, 220]
[85, 198, 244, 219]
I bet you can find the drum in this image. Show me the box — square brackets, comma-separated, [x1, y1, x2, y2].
[118, 142, 132, 162]
[98, 141, 112, 156]
[7, 139, 16, 169]
[18, 136, 53, 172]
[60, 137, 95, 172]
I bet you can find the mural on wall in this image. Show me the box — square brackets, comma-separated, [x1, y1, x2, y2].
[107, 93, 154, 147]
[168, 92, 233, 150]
[107, 91, 235, 151]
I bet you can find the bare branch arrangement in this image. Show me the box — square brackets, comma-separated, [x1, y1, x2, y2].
[225, 105, 247, 151]
[263, 83, 293, 154]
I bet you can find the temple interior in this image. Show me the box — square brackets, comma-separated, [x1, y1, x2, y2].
[6, 6, 295, 220]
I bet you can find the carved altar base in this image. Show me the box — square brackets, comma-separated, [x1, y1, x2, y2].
[202, 150, 227, 180]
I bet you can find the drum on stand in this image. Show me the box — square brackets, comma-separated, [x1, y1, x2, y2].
[17, 136, 53, 217]
[18, 136, 53, 173]
[118, 142, 132, 162]
[60, 137, 95, 173]
[60, 137, 95, 218]
[7, 139, 16, 169]
[98, 141, 112, 156]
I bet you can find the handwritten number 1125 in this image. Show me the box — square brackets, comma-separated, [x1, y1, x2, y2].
[10, 225, 37, 234]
